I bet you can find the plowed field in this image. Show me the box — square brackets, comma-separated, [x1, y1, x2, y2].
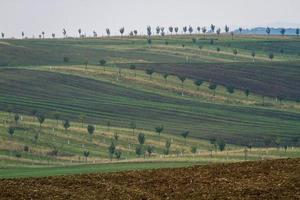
[1, 158, 299, 200]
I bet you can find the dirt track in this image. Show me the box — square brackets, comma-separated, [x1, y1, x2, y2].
[1, 159, 300, 200]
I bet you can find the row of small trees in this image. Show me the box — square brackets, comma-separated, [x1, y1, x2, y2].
[144, 35, 278, 62]
[143, 66, 282, 103]
[60, 37, 286, 105]
[5, 112, 194, 161]
[5, 110, 226, 161]
[2, 26, 299, 39]
[5, 108, 298, 162]
[63, 55, 286, 105]
[7, 112, 71, 143]
[145, 38, 278, 61]
[143, 66, 289, 104]
[108, 132, 226, 161]
[64, 56, 250, 101]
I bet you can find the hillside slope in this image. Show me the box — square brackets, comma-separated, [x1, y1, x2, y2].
[121, 62, 300, 100]
[1, 35, 300, 100]
[0, 68, 299, 144]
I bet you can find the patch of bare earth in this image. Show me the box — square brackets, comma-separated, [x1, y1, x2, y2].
[0, 158, 299, 200]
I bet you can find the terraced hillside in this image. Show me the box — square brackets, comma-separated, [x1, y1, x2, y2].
[1, 35, 300, 100]
[0, 68, 299, 145]
[119, 62, 300, 100]
[2, 106, 299, 171]
[1, 35, 300, 66]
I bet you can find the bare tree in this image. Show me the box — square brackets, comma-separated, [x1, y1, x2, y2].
[202, 27, 207, 38]
[130, 121, 136, 135]
[266, 27, 271, 36]
[208, 83, 217, 99]
[239, 27, 243, 34]
[78, 28, 82, 37]
[106, 28, 110, 37]
[178, 76, 186, 96]
[163, 73, 169, 83]
[146, 68, 154, 79]
[194, 79, 204, 90]
[188, 26, 193, 34]
[269, 52, 274, 61]
[63, 28, 67, 38]
[251, 51, 256, 62]
[216, 28, 221, 36]
[93, 30, 97, 37]
[183, 26, 187, 34]
[156, 26, 160, 35]
[147, 26, 152, 37]
[169, 26, 174, 35]
[280, 28, 286, 37]
[147, 145, 154, 157]
[87, 125, 95, 142]
[181, 131, 189, 145]
[119, 27, 125, 36]
[210, 24, 216, 33]
[83, 151, 90, 163]
[155, 125, 164, 140]
[174, 27, 179, 34]
[233, 49, 238, 60]
[160, 27, 165, 36]
[225, 25, 230, 33]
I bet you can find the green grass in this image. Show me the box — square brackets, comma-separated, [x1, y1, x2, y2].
[1, 147, 299, 179]
[0, 161, 201, 179]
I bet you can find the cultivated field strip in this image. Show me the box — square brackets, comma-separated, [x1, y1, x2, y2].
[0, 68, 299, 144]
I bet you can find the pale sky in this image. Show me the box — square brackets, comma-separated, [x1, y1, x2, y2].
[0, 0, 299, 38]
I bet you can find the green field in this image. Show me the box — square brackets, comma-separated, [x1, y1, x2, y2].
[0, 34, 299, 178]
[1, 35, 300, 99]
[1, 35, 300, 66]
[0, 67, 299, 145]
[0, 161, 201, 179]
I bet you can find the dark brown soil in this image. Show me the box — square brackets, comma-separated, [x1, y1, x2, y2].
[1, 158, 300, 200]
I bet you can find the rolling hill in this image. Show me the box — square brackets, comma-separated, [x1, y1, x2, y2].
[0, 34, 299, 172]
